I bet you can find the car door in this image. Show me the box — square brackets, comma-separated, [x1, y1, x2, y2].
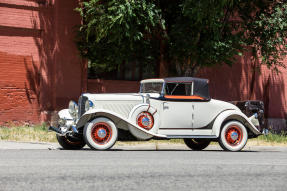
[160, 82, 194, 130]
[161, 101, 193, 129]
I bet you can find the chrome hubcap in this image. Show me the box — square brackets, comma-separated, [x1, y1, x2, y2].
[230, 132, 238, 141]
[97, 129, 107, 138]
[141, 117, 150, 126]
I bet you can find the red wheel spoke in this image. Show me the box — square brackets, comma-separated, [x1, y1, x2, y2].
[225, 125, 242, 146]
[136, 112, 154, 130]
[91, 122, 112, 145]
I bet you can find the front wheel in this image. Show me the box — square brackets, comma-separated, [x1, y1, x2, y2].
[184, 138, 211, 150]
[218, 121, 248, 151]
[84, 117, 118, 150]
[56, 134, 86, 150]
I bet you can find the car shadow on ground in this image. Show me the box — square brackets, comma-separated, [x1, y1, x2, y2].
[57, 148, 263, 152]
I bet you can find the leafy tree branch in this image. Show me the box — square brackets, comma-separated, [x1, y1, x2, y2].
[76, 0, 287, 77]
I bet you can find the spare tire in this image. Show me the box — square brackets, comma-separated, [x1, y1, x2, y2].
[128, 104, 160, 140]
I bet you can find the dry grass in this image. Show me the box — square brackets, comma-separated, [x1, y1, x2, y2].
[0, 124, 57, 143]
[0, 124, 287, 146]
[247, 133, 287, 146]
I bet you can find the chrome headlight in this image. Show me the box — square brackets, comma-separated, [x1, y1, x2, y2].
[68, 100, 78, 118]
[58, 118, 66, 126]
[84, 100, 94, 112]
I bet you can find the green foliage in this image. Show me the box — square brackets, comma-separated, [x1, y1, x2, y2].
[76, 0, 287, 77]
[257, 132, 287, 144]
[168, 0, 244, 75]
[239, 0, 287, 72]
[76, 0, 163, 72]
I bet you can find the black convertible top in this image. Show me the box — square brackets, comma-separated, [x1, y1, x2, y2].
[164, 77, 210, 100]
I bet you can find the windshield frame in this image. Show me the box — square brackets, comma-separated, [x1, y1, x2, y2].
[140, 82, 165, 95]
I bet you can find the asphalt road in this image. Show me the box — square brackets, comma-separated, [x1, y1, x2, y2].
[0, 143, 286, 191]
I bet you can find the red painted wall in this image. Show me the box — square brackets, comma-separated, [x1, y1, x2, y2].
[198, 54, 287, 120]
[0, 0, 85, 125]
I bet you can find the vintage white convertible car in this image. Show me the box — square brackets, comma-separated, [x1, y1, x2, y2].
[49, 77, 265, 151]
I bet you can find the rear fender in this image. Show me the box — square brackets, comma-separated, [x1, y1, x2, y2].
[76, 109, 166, 138]
[212, 110, 262, 137]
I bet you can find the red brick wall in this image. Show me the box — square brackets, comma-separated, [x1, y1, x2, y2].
[0, 52, 40, 124]
[0, 0, 85, 125]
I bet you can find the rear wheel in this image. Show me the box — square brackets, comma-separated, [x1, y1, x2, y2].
[218, 121, 248, 151]
[184, 138, 211, 150]
[84, 117, 118, 150]
[56, 134, 86, 150]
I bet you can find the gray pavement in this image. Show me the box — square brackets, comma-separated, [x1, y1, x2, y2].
[0, 141, 287, 191]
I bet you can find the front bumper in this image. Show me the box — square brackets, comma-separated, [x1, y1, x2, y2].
[49, 125, 78, 135]
[48, 109, 78, 136]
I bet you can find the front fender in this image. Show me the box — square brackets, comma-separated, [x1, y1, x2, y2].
[212, 110, 262, 137]
[58, 109, 73, 120]
[58, 109, 74, 127]
[76, 109, 166, 138]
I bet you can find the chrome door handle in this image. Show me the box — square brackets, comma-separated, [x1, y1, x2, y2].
[163, 102, 169, 110]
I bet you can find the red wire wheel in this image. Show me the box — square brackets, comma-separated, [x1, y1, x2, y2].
[91, 122, 112, 145]
[136, 111, 154, 130]
[225, 125, 243, 146]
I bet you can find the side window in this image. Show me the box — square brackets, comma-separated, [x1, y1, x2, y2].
[165, 83, 193, 96]
[164, 82, 204, 100]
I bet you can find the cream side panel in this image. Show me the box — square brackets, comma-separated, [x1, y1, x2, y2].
[193, 99, 239, 128]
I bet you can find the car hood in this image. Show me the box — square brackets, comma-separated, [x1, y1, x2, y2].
[82, 93, 160, 102]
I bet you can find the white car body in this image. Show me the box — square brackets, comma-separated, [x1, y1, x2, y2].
[52, 77, 263, 151]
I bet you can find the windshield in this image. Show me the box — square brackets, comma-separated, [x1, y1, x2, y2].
[140, 82, 163, 94]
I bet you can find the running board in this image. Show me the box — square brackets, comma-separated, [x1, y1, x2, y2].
[166, 135, 218, 139]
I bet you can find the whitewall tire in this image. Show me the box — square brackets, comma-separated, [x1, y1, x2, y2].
[84, 117, 118, 150]
[219, 121, 248, 151]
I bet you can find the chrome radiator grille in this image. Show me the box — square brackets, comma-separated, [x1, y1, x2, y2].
[78, 95, 88, 118]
